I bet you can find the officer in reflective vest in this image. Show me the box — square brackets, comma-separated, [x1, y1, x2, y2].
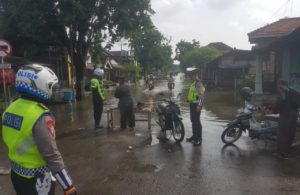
[186, 71, 205, 146]
[91, 68, 106, 129]
[2, 64, 76, 195]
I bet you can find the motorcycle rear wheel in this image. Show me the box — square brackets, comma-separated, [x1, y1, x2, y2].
[172, 120, 185, 142]
[221, 124, 242, 144]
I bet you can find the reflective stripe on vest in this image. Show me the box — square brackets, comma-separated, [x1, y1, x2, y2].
[91, 78, 105, 100]
[2, 98, 49, 178]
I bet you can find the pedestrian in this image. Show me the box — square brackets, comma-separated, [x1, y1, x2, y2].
[186, 71, 205, 146]
[273, 80, 300, 159]
[2, 64, 76, 195]
[114, 77, 135, 131]
[91, 67, 106, 129]
[168, 73, 175, 90]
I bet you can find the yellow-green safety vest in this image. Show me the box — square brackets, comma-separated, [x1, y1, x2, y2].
[187, 82, 205, 102]
[91, 78, 105, 100]
[2, 98, 49, 178]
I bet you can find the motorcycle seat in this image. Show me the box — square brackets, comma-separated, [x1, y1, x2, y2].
[158, 102, 168, 109]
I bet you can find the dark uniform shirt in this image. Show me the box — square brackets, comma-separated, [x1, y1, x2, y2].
[115, 84, 133, 109]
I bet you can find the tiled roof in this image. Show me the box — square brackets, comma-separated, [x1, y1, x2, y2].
[207, 42, 233, 53]
[205, 49, 255, 66]
[248, 17, 300, 39]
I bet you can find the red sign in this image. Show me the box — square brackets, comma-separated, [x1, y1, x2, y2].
[0, 39, 12, 58]
[0, 69, 15, 84]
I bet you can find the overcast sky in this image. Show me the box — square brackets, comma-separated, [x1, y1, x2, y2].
[150, 0, 300, 50]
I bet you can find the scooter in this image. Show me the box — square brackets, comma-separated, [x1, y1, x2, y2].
[168, 82, 175, 90]
[148, 80, 154, 91]
[221, 102, 277, 144]
[156, 93, 185, 142]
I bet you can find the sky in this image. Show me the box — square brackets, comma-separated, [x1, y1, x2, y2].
[150, 0, 300, 50]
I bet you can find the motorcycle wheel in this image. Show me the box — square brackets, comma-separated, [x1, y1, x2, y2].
[221, 124, 242, 144]
[158, 114, 165, 130]
[172, 120, 185, 142]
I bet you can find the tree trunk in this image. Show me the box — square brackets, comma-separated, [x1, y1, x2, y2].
[73, 53, 85, 100]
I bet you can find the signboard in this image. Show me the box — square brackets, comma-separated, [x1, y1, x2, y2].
[0, 63, 11, 69]
[0, 39, 12, 58]
[0, 69, 15, 84]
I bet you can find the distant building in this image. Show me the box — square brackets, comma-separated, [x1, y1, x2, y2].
[109, 50, 135, 65]
[207, 42, 233, 54]
[204, 49, 256, 89]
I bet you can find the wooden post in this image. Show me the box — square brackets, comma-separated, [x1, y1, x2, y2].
[107, 109, 110, 128]
[110, 109, 114, 129]
[148, 111, 151, 130]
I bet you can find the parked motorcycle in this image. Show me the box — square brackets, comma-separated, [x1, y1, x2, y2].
[221, 102, 277, 144]
[156, 93, 185, 142]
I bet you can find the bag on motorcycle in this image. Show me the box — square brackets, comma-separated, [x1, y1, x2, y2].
[249, 119, 261, 138]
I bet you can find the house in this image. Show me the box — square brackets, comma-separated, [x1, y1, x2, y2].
[85, 51, 124, 89]
[248, 17, 300, 93]
[207, 42, 233, 54]
[109, 50, 139, 82]
[204, 49, 256, 89]
[109, 50, 135, 64]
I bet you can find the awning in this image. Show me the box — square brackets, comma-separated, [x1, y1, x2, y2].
[186, 67, 198, 72]
[104, 58, 124, 70]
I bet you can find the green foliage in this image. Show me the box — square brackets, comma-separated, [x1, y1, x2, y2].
[175, 39, 200, 70]
[130, 27, 173, 73]
[102, 79, 115, 87]
[180, 46, 221, 70]
[240, 74, 255, 88]
[0, 0, 154, 99]
[123, 63, 142, 73]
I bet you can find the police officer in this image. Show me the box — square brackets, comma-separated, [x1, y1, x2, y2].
[91, 68, 105, 129]
[186, 71, 205, 146]
[273, 80, 300, 159]
[2, 64, 76, 195]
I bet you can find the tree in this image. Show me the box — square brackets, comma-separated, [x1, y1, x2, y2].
[130, 27, 173, 74]
[180, 46, 221, 70]
[0, 0, 153, 100]
[175, 39, 200, 70]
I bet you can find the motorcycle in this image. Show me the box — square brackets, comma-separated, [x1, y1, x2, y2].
[221, 102, 277, 144]
[148, 80, 154, 91]
[168, 82, 175, 90]
[156, 93, 185, 142]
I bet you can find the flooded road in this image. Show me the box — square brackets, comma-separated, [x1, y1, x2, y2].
[1, 74, 300, 194]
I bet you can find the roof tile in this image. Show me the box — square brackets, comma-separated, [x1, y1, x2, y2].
[248, 17, 300, 39]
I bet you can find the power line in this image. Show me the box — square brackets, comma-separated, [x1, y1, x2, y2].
[290, 0, 293, 17]
[270, 0, 290, 20]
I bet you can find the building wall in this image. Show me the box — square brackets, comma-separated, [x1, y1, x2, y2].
[290, 46, 300, 90]
[280, 46, 300, 91]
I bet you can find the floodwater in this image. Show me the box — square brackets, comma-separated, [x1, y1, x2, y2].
[1, 74, 300, 195]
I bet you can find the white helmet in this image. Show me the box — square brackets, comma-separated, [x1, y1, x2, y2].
[15, 64, 58, 100]
[93, 68, 104, 77]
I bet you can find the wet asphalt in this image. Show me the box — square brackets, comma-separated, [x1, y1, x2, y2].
[1, 74, 300, 195]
